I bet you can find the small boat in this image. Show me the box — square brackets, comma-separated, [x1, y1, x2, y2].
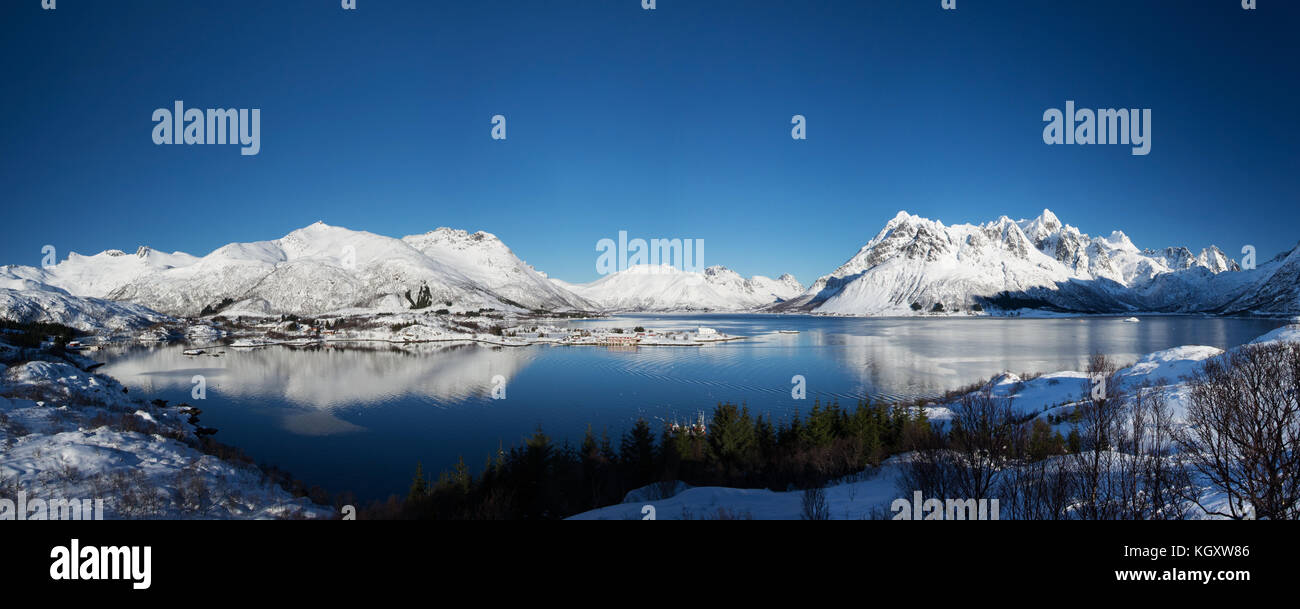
[1122, 317, 1140, 323]
[183, 348, 205, 356]
[777, 330, 800, 334]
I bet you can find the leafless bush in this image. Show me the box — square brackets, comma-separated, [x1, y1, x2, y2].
[997, 457, 1073, 520]
[1175, 341, 1300, 520]
[174, 460, 214, 516]
[0, 473, 22, 498]
[0, 412, 28, 439]
[54, 457, 82, 486]
[93, 470, 168, 519]
[947, 388, 1017, 501]
[896, 448, 958, 505]
[800, 485, 830, 520]
[679, 506, 755, 520]
[1115, 384, 1191, 520]
[1070, 353, 1127, 519]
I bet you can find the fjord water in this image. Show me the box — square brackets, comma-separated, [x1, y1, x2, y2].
[93, 315, 1287, 500]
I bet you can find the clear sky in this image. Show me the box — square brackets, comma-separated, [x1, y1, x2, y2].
[2, 0, 1297, 285]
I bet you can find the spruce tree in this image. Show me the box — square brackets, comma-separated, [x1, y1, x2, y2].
[408, 461, 430, 501]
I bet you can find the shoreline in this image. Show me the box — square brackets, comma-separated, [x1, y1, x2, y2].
[0, 333, 336, 520]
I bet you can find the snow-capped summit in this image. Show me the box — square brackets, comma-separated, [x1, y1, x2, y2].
[774, 209, 1286, 316]
[2, 222, 595, 318]
[1197, 246, 1237, 273]
[3, 213, 1294, 322]
[0, 245, 198, 301]
[1020, 209, 1062, 244]
[557, 264, 802, 312]
[401, 227, 593, 310]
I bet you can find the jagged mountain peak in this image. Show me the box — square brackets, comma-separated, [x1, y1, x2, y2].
[1102, 230, 1139, 252]
[1034, 208, 1061, 228]
[416, 226, 503, 243]
[1018, 209, 1064, 244]
[778, 209, 1270, 316]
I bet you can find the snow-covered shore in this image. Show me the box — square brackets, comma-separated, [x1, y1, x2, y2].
[163, 310, 744, 350]
[570, 324, 1300, 520]
[0, 340, 332, 520]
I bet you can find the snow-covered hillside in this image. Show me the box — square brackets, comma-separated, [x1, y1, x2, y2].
[0, 284, 170, 333]
[401, 227, 594, 311]
[1, 222, 593, 318]
[0, 246, 185, 332]
[775, 209, 1297, 316]
[557, 264, 803, 312]
[0, 342, 330, 519]
[0, 246, 198, 299]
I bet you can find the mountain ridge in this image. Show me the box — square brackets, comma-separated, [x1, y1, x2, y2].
[2, 213, 1297, 327]
[772, 209, 1296, 316]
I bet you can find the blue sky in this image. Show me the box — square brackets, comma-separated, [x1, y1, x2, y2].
[2, 0, 1297, 285]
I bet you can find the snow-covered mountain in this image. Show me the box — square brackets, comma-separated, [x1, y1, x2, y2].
[0, 284, 171, 333]
[1, 222, 592, 318]
[557, 264, 803, 311]
[1217, 245, 1300, 315]
[775, 209, 1296, 316]
[3, 213, 1293, 323]
[401, 228, 593, 311]
[0, 246, 199, 299]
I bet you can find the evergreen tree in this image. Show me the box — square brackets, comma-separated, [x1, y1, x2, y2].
[408, 461, 430, 501]
[620, 419, 657, 487]
[709, 403, 757, 474]
[452, 455, 471, 493]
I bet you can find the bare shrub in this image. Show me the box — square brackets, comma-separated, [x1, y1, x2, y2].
[100, 470, 168, 519]
[1175, 341, 1300, 520]
[997, 456, 1072, 520]
[800, 485, 830, 520]
[1071, 353, 1127, 519]
[174, 460, 213, 516]
[947, 388, 1017, 501]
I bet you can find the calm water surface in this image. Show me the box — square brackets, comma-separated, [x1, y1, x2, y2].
[92, 315, 1288, 499]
